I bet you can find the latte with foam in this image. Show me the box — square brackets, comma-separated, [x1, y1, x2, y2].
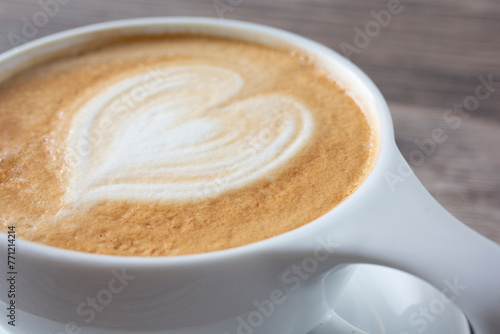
[0, 35, 375, 256]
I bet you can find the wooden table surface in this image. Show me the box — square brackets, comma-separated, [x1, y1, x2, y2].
[1, 0, 499, 244]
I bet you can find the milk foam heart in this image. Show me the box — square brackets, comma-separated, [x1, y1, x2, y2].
[66, 65, 314, 203]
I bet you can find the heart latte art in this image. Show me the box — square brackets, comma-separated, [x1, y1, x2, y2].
[0, 35, 375, 256]
[67, 65, 313, 204]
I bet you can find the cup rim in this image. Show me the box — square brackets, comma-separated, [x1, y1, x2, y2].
[0, 17, 395, 266]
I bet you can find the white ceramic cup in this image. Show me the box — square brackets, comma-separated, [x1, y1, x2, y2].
[0, 17, 499, 334]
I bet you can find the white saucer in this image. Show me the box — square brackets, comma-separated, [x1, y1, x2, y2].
[0, 264, 471, 334]
[325, 264, 471, 334]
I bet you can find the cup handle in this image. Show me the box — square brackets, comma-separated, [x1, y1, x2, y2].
[331, 149, 500, 334]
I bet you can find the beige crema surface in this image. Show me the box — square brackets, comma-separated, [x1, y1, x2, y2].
[0, 35, 375, 256]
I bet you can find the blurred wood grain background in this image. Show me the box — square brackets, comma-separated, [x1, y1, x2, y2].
[0, 0, 499, 243]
